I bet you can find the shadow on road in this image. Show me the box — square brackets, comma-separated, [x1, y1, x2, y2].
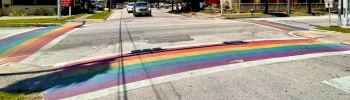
[0, 46, 128, 99]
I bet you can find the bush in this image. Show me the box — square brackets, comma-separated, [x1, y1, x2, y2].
[9, 10, 27, 16]
[34, 8, 56, 16]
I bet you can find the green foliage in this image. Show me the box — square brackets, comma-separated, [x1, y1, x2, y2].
[223, 1, 229, 9]
[0, 91, 26, 100]
[9, 10, 27, 16]
[34, 8, 56, 16]
[0, 18, 65, 24]
[318, 26, 350, 34]
[86, 11, 111, 19]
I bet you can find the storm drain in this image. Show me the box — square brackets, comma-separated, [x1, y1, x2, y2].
[145, 35, 194, 44]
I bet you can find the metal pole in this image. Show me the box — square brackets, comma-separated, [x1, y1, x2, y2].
[69, 6, 71, 17]
[220, 0, 223, 14]
[343, 0, 348, 26]
[329, 3, 331, 27]
[57, 0, 61, 18]
[96, 0, 98, 10]
[287, 0, 290, 14]
[172, 0, 174, 11]
[338, 0, 342, 26]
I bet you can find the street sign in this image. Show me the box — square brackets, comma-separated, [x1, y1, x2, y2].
[325, 0, 333, 8]
[325, 0, 334, 27]
[61, 0, 72, 7]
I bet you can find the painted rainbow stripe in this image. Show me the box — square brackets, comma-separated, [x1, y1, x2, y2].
[0, 24, 80, 62]
[237, 20, 308, 31]
[43, 39, 350, 100]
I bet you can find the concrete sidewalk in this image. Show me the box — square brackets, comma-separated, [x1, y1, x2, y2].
[248, 14, 339, 21]
[0, 16, 69, 20]
[294, 30, 350, 44]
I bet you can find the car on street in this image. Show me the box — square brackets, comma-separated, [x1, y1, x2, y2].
[92, 3, 104, 11]
[127, 3, 135, 13]
[160, 2, 170, 9]
[116, 3, 123, 9]
[133, 2, 151, 16]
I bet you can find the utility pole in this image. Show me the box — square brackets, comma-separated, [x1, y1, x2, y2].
[172, 0, 174, 11]
[287, 0, 290, 14]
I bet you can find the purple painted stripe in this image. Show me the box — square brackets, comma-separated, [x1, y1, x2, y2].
[44, 48, 350, 100]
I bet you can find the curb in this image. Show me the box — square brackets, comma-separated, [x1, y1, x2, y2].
[104, 11, 113, 20]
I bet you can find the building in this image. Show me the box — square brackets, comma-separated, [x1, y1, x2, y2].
[0, 0, 92, 16]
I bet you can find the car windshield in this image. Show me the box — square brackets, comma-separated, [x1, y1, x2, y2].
[135, 3, 147, 7]
[3, 1, 350, 100]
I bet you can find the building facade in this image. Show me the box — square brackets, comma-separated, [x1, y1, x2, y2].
[0, 0, 91, 16]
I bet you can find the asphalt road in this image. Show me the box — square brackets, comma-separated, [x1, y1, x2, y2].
[27, 9, 291, 65]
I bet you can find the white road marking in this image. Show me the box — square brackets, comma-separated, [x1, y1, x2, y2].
[21, 27, 82, 64]
[64, 50, 350, 100]
[322, 75, 350, 93]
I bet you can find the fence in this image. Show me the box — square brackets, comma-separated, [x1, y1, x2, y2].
[231, 3, 338, 12]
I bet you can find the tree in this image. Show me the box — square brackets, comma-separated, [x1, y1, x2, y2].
[264, 0, 269, 14]
[307, 0, 311, 14]
[176, 0, 179, 12]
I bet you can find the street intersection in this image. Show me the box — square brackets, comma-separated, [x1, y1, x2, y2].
[1, 9, 350, 100]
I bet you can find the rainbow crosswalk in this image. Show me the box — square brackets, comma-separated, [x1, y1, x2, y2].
[43, 38, 350, 100]
[237, 20, 309, 31]
[0, 25, 80, 62]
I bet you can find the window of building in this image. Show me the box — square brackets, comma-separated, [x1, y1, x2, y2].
[12, 0, 35, 5]
[36, 0, 57, 5]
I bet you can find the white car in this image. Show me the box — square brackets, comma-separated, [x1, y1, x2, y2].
[127, 3, 135, 13]
[133, 2, 151, 16]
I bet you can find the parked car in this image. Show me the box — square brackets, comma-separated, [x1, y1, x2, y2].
[160, 3, 170, 9]
[133, 2, 151, 16]
[92, 3, 104, 11]
[127, 3, 135, 13]
[116, 3, 123, 9]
